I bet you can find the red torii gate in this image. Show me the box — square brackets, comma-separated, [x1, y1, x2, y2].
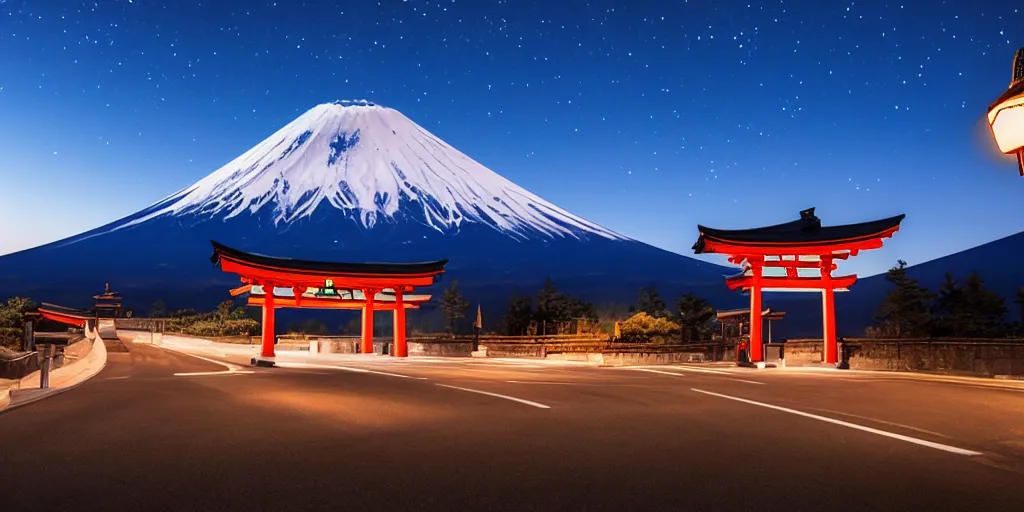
[693, 208, 904, 366]
[210, 241, 448, 360]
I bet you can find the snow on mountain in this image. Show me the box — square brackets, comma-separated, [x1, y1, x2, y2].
[0, 99, 739, 316]
[115, 100, 627, 241]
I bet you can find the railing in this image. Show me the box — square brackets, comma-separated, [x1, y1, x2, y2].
[114, 318, 167, 332]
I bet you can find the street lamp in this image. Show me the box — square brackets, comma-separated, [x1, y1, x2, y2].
[987, 47, 1024, 175]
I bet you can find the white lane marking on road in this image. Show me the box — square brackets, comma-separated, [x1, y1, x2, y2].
[800, 407, 950, 438]
[672, 366, 734, 375]
[630, 368, 686, 377]
[727, 379, 766, 385]
[690, 388, 982, 456]
[436, 384, 551, 409]
[505, 380, 578, 385]
[104, 375, 131, 381]
[173, 370, 255, 377]
[164, 347, 247, 376]
[176, 352, 241, 371]
[274, 362, 426, 380]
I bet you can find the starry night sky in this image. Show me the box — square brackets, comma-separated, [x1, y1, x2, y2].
[1, 0, 1023, 276]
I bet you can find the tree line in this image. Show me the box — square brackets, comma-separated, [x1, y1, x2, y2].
[624, 286, 717, 342]
[432, 278, 724, 341]
[0, 297, 36, 351]
[871, 260, 1017, 338]
[439, 278, 599, 336]
[148, 299, 260, 337]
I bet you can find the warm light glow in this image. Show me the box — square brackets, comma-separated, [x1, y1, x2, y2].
[988, 94, 1024, 154]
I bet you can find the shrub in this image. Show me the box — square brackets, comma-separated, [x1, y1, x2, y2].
[0, 327, 22, 350]
[181, 319, 259, 337]
[619, 312, 681, 342]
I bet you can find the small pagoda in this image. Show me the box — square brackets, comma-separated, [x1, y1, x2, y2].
[93, 283, 124, 319]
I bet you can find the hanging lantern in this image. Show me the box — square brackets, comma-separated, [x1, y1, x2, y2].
[987, 47, 1024, 175]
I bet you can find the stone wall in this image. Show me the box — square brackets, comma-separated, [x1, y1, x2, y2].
[407, 340, 474, 357]
[840, 339, 1024, 377]
[781, 339, 825, 367]
[317, 339, 359, 354]
[597, 350, 704, 366]
[481, 343, 547, 358]
[0, 351, 39, 379]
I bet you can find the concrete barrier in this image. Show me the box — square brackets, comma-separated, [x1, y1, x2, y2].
[97, 319, 118, 340]
[83, 320, 98, 341]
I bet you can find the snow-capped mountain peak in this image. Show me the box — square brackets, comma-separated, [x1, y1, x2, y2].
[120, 101, 627, 241]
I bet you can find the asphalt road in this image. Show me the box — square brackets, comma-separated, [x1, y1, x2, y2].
[2, 340, 1024, 511]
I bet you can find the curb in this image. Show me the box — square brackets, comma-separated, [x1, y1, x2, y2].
[0, 336, 109, 414]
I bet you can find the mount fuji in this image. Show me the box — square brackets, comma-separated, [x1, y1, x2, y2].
[0, 100, 732, 314]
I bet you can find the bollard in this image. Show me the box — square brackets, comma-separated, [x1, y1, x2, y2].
[23, 319, 35, 352]
[39, 344, 53, 389]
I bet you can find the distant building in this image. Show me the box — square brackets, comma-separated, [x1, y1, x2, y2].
[716, 307, 786, 343]
[93, 283, 124, 319]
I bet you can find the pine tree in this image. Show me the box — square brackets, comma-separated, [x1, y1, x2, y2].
[931, 272, 1007, 337]
[532, 278, 597, 334]
[1016, 287, 1024, 324]
[676, 293, 716, 342]
[441, 280, 469, 335]
[216, 300, 235, 322]
[504, 294, 534, 336]
[958, 272, 1007, 337]
[149, 300, 169, 318]
[932, 273, 963, 337]
[873, 260, 934, 338]
[636, 286, 667, 318]
[534, 277, 565, 333]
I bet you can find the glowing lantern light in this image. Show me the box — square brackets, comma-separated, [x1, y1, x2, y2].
[987, 47, 1024, 175]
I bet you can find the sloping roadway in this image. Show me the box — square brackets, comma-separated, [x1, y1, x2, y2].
[0, 339, 1022, 511]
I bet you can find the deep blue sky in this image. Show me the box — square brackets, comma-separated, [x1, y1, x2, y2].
[1, 0, 1023, 277]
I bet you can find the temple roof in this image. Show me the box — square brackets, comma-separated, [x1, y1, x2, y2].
[210, 241, 448, 276]
[38, 303, 93, 320]
[693, 208, 905, 254]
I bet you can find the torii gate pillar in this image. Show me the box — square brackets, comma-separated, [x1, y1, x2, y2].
[361, 289, 376, 354]
[261, 290, 276, 359]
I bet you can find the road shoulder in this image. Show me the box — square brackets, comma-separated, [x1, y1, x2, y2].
[0, 336, 109, 413]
